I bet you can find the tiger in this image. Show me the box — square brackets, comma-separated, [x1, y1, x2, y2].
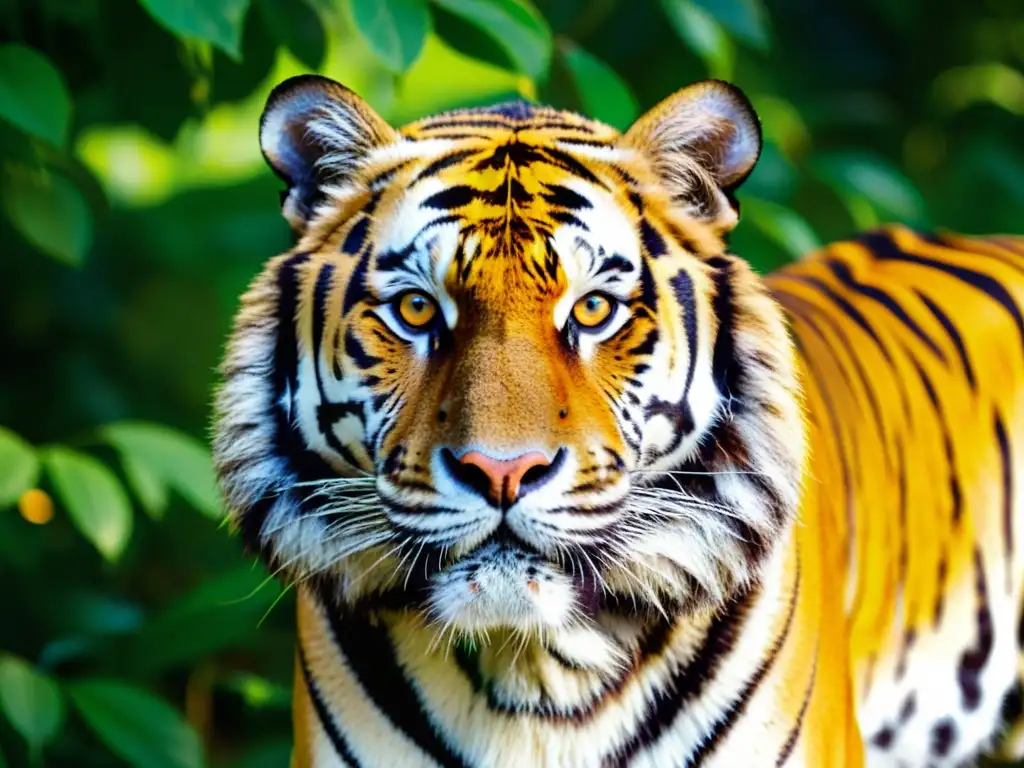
[212, 73, 1024, 767]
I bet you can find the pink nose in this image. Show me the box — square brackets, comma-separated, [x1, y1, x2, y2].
[457, 451, 552, 506]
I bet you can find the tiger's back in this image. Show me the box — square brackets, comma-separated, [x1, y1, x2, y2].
[770, 227, 1024, 765]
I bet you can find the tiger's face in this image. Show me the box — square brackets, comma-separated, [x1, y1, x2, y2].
[214, 77, 805, 644]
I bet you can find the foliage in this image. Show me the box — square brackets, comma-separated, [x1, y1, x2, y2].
[0, 0, 1021, 764]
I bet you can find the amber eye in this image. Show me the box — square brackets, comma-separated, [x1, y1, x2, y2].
[572, 293, 614, 330]
[396, 291, 438, 329]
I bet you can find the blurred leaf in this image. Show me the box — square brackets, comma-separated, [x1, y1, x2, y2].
[0, 45, 71, 148]
[256, 0, 326, 70]
[660, 0, 734, 80]
[933, 63, 1024, 115]
[226, 741, 294, 768]
[0, 427, 39, 507]
[68, 680, 202, 768]
[103, 421, 222, 520]
[0, 656, 64, 750]
[350, 0, 430, 72]
[223, 672, 291, 709]
[742, 197, 820, 258]
[813, 151, 928, 226]
[557, 41, 638, 130]
[2, 170, 93, 266]
[691, 0, 769, 51]
[44, 447, 133, 562]
[138, 0, 251, 59]
[431, 0, 552, 81]
[128, 566, 282, 672]
[121, 454, 170, 520]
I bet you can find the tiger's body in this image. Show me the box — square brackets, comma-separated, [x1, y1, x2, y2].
[213, 75, 1024, 767]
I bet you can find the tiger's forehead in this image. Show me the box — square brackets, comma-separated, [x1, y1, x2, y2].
[359, 104, 644, 301]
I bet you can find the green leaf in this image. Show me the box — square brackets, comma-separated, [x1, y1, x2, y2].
[2, 170, 93, 266]
[431, 0, 552, 81]
[0, 427, 39, 507]
[256, 0, 326, 70]
[102, 421, 222, 519]
[691, 0, 769, 50]
[661, 0, 734, 80]
[0, 45, 72, 147]
[0, 656, 64, 749]
[813, 151, 928, 226]
[121, 454, 169, 520]
[44, 448, 133, 562]
[558, 42, 638, 130]
[138, 0, 251, 59]
[68, 680, 202, 768]
[742, 197, 820, 258]
[350, 0, 430, 72]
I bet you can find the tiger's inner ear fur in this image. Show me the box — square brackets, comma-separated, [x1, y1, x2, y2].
[620, 79, 761, 233]
[259, 74, 397, 232]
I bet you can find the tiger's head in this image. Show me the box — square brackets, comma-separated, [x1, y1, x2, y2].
[214, 76, 805, 648]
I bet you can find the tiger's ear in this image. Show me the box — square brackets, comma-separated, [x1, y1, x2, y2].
[619, 80, 761, 233]
[260, 75, 397, 231]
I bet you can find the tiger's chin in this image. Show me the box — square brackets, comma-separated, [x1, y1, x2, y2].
[425, 542, 583, 635]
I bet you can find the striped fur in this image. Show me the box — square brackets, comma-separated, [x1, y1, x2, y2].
[213, 76, 1024, 766]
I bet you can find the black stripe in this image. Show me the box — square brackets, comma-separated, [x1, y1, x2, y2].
[825, 259, 945, 362]
[672, 269, 699, 409]
[774, 654, 817, 766]
[413, 149, 478, 182]
[239, 253, 310, 548]
[300, 647, 363, 766]
[916, 291, 976, 389]
[708, 257, 742, 403]
[863, 231, 1024, 355]
[640, 218, 667, 258]
[686, 559, 800, 766]
[957, 547, 993, 711]
[542, 183, 592, 211]
[321, 600, 471, 768]
[608, 561, 798, 764]
[996, 411, 1014, 586]
[341, 216, 370, 255]
[787, 275, 893, 364]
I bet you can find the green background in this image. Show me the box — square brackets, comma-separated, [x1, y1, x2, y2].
[1, 0, 1022, 764]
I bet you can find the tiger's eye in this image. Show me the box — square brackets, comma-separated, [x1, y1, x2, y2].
[397, 292, 437, 328]
[572, 293, 613, 328]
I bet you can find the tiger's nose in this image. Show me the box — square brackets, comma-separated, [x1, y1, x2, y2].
[442, 449, 559, 507]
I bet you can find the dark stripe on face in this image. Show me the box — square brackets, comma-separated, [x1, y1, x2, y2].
[640, 218, 667, 258]
[538, 147, 606, 187]
[863, 231, 1024, 355]
[825, 259, 945, 362]
[344, 246, 373, 314]
[300, 648, 363, 766]
[320, 599, 470, 768]
[672, 269, 699, 407]
[957, 547, 993, 710]
[916, 291, 976, 389]
[774, 654, 816, 766]
[996, 411, 1013, 584]
[345, 328, 382, 370]
[597, 253, 634, 275]
[341, 216, 370, 255]
[414, 149, 479, 183]
[542, 184, 592, 211]
[422, 185, 477, 210]
[707, 257, 742, 405]
[239, 252, 310, 548]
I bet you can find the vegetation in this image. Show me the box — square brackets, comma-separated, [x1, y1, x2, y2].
[1, 0, 1021, 764]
